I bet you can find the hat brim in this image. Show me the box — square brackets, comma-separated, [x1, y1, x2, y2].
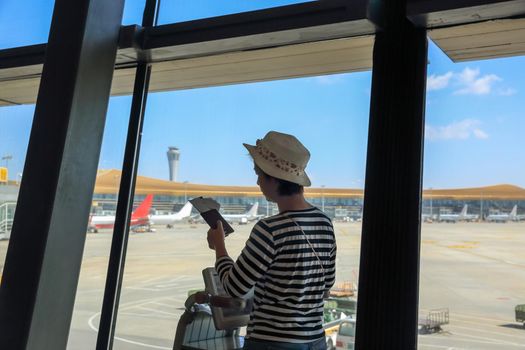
[243, 143, 311, 187]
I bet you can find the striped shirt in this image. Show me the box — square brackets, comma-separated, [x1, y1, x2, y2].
[215, 207, 337, 343]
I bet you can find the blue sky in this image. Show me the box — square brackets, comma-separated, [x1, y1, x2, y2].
[0, 1, 524, 189]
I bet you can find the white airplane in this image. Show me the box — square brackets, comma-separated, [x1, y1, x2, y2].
[149, 201, 193, 228]
[438, 204, 478, 223]
[486, 205, 517, 223]
[462, 206, 479, 222]
[223, 203, 260, 224]
[515, 214, 525, 222]
[514, 209, 525, 222]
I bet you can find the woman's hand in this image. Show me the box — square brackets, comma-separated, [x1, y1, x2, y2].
[207, 220, 226, 253]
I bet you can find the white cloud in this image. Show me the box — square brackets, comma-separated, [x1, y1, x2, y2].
[498, 87, 517, 96]
[472, 128, 489, 139]
[425, 119, 489, 141]
[427, 67, 515, 96]
[454, 67, 501, 95]
[427, 72, 453, 91]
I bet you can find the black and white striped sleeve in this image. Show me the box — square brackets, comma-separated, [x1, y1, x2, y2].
[215, 220, 275, 298]
[324, 241, 337, 292]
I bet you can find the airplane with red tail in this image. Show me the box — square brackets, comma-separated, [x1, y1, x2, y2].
[88, 194, 153, 233]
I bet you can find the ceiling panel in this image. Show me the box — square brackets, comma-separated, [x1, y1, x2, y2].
[2, 1, 525, 106]
[0, 36, 374, 104]
[429, 18, 525, 61]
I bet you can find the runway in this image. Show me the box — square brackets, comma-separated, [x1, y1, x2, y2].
[1, 221, 524, 349]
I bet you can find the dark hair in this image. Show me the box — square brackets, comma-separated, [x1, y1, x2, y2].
[254, 164, 303, 196]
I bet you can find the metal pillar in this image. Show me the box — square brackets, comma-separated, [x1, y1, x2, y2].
[355, 1, 428, 348]
[0, 0, 125, 348]
[96, 1, 159, 349]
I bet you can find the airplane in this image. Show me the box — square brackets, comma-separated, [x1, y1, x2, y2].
[462, 206, 479, 222]
[514, 207, 525, 221]
[87, 194, 153, 233]
[486, 205, 517, 223]
[149, 201, 194, 228]
[438, 204, 478, 223]
[515, 213, 525, 222]
[222, 202, 260, 224]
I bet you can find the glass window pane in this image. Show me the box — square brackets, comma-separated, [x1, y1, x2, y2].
[111, 72, 370, 348]
[0, 0, 146, 49]
[66, 95, 131, 349]
[0, 105, 34, 273]
[0, 0, 54, 49]
[157, 0, 315, 25]
[122, 0, 147, 26]
[419, 40, 525, 349]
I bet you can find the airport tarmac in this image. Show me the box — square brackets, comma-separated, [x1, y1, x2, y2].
[1, 222, 524, 349]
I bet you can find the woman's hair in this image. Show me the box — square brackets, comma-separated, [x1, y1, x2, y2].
[254, 164, 303, 196]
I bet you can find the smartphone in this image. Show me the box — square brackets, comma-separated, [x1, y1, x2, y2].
[200, 209, 235, 236]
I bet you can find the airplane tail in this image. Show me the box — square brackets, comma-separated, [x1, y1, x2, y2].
[510, 205, 518, 218]
[247, 202, 259, 217]
[459, 204, 468, 217]
[132, 194, 153, 219]
[177, 201, 193, 218]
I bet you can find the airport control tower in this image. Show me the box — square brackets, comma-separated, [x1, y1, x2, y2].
[166, 147, 180, 182]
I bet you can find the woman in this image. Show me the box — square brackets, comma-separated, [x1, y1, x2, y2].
[207, 131, 337, 350]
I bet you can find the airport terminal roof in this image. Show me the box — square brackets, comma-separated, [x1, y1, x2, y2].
[424, 184, 525, 200]
[94, 169, 363, 198]
[95, 169, 525, 200]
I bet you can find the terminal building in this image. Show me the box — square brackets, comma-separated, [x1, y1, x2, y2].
[1, 0, 525, 349]
[3, 170, 525, 227]
[4, 169, 525, 240]
[91, 169, 525, 220]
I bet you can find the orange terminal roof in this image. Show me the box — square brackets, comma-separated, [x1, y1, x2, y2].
[94, 169, 525, 200]
[422, 184, 525, 200]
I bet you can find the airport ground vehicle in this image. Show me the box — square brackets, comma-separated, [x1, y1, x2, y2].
[324, 318, 341, 350]
[324, 296, 356, 349]
[324, 297, 356, 324]
[418, 308, 449, 334]
[324, 317, 355, 350]
[328, 318, 356, 350]
[516, 304, 525, 327]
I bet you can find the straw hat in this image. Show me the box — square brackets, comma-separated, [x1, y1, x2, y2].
[243, 131, 311, 187]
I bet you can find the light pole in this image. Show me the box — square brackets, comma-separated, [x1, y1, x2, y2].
[183, 181, 189, 202]
[1, 154, 12, 169]
[429, 187, 433, 218]
[480, 191, 484, 221]
[113, 174, 120, 208]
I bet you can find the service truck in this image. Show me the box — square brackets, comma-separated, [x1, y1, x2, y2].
[516, 304, 525, 327]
